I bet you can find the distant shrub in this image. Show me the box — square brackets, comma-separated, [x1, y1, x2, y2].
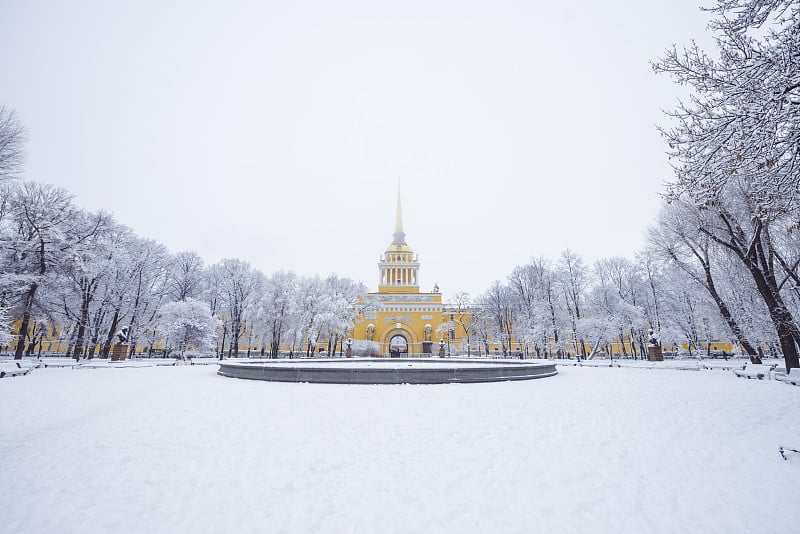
[350, 340, 381, 357]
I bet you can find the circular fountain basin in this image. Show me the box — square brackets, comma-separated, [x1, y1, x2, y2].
[217, 358, 558, 384]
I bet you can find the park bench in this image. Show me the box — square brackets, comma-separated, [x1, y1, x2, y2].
[702, 360, 747, 371]
[188, 357, 220, 366]
[775, 368, 800, 386]
[577, 359, 618, 367]
[733, 363, 776, 380]
[0, 360, 35, 378]
[40, 358, 77, 368]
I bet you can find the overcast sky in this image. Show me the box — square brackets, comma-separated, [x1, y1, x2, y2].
[1, 1, 713, 300]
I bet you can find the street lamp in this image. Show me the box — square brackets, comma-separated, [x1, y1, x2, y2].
[219, 320, 227, 360]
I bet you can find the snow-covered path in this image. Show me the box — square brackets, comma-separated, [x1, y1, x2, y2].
[1, 365, 797, 533]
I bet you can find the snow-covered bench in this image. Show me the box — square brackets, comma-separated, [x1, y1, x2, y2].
[776, 368, 800, 386]
[733, 363, 776, 380]
[39, 358, 77, 368]
[703, 361, 747, 371]
[0, 360, 35, 378]
[579, 359, 619, 367]
[188, 357, 220, 366]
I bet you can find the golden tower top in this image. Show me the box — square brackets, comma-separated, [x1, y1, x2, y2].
[379, 188, 419, 293]
[392, 186, 406, 246]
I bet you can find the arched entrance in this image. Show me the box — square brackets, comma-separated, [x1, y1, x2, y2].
[389, 334, 408, 358]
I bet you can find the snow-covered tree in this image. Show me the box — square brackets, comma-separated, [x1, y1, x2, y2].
[1, 182, 77, 359]
[654, 0, 799, 217]
[557, 249, 589, 356]
[349, 339, 380, 357]
[508, 258, 568, 357]
[157, 299, 220, 358]
[253, 271, 299, 358]
[166, 251, 205, 302]
[210, 259, 261, 357]
[478, 281, 515, 357]
[319, 274, 367, 356]
[0, 305, 12, 347]
[296, 276, 325, 357]
[447, 291, 475, 354]
[592, 258, 648, 358]
[654, 0, 800, 370]
[52, 210, 114, 359]
[648, 200, 760, 359]
[123, 238, 170, 357]
[0, 106, 25, 180]
[92, 225, 138, 358]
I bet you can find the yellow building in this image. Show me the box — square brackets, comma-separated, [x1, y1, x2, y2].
[350, 192, 445, 356]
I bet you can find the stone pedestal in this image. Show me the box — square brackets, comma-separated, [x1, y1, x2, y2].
[422, 341, 432, 355]
[345, 346, 352, 358]
[438, 346, 445, 358]
[111, 344, 128, 361]
[647, 344, 663, 362]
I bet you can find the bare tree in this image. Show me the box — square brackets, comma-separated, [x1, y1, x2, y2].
[447, 291, 474, 354]
[0, 106, 25, 180]
[479, 281, 515, 357]
[167, 251, 205, 302]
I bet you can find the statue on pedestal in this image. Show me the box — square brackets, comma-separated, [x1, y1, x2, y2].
[116, 326, 129, 343]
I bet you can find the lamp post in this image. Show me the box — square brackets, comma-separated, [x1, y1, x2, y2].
[467, 341, 471, 358]
[219, 321, 227, 360]
[448, 326, 454, 357]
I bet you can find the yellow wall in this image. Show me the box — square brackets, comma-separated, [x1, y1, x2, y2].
[351, 292, 444, 355]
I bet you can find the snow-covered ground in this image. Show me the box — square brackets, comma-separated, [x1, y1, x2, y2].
[1, 365, 797, 534]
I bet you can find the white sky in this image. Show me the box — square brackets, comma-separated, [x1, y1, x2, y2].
[0, 1, 713, 301]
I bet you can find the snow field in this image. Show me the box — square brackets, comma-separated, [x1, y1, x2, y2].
[0, 365, 798, 534]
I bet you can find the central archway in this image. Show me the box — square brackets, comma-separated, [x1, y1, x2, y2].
[389, 335, 408, 358]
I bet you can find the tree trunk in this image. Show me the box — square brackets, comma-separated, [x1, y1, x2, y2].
[745, 262, 800, 371]
[72, 294, 90, 360]
[101, 310, 120, 358]
[25, 322, 38, 356]
[701, 264, 758, 357]
[231, 319, 241, 357]
[13, 283, 37, 360]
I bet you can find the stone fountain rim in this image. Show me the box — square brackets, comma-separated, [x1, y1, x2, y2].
[217, 357, 558, 384]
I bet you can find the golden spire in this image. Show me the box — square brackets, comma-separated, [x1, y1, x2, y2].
[392, 183, 406, 245]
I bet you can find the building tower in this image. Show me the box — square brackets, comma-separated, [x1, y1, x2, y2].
[350, 189, 444, 356]
[378, 190, 421, 293]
